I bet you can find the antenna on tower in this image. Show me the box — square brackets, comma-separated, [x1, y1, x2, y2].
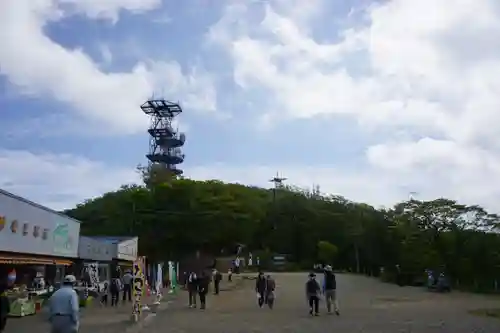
[269, 172, 287, 189]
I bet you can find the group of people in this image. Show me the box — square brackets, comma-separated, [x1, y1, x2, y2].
[254, 265, 339, 316]
[306, 265, 340, 316]
[255, 272, 276, 309]
[100, 269, 134, 307]
[185, 270, 220, 310]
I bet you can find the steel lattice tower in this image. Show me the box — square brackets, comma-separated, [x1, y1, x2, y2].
[140, 99, 185, 175]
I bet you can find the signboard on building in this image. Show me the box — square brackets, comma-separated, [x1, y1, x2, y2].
[117, 237, 138, 261]
[0, 190, 80, 258]
[78, 236, 114, 261]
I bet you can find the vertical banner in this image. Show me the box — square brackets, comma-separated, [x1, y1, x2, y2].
[132, 257, 145, 320]
[88, 262, 99, 290]
[167, 261, 175, 294]
[156, 263, 163, 292]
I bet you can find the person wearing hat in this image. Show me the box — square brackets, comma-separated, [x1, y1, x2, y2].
[322, 265, 340, 315]
[48, 275, 80, 333]
[305, 272, 321, 316]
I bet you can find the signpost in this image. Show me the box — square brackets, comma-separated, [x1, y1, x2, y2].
[132, 257, 145, 322]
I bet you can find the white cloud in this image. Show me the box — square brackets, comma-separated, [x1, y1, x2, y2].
[0, 0, 217, 135]
[205, 0, 500, 211]
[0, 149, 140, 210]
[1, 146, 500, 214]
[3, 0, 500, 214]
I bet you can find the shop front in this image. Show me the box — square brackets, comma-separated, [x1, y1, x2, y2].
[77, 236, 114, 289]
[0, 188, 80, 316]
[84, 236, 138, 274]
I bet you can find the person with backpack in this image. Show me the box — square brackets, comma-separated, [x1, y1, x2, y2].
[110, 276, 122, 306]
[322, 265, 340, 315]
[305, 272, 321, 316]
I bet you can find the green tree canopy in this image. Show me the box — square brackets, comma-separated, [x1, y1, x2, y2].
[65, 177, 500, 292]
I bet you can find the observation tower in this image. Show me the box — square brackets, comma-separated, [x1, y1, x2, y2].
[140, 99, 185, 175]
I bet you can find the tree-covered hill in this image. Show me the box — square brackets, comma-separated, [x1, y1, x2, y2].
[65, 177, 500, 292]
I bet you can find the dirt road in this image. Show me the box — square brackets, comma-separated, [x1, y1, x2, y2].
[143, 272, 500, 333]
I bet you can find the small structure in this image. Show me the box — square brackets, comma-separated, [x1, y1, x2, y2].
[0, 188, 80, 282]
[85, 236, 139, 271]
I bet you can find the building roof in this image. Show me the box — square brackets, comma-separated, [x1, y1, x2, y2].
[86, 236, 136, 244]
[0, 188, 81, 224]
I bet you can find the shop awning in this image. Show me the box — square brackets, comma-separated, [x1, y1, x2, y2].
[0, 254, 73, 265]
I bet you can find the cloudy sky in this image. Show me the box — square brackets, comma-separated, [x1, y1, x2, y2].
[1, 0, 500, 211]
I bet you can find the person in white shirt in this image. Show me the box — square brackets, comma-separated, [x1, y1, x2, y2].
[48, 275, 79, 333]
[122, 270, 133, 303]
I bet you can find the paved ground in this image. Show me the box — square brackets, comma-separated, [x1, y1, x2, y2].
[3, 292, 160, 333]
[142, 273, 500, 333]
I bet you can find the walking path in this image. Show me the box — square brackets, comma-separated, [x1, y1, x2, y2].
[142, 272, 500, 333]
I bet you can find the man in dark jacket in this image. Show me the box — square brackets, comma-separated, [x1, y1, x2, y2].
[0, 277, 14, 333]
[306, 272, 321, 316]
[322, 265, 339, 315]
[187, 272, 198, 308]
[264, 275, 275, 309]
[212, 269, 222, 295]
[255, 272, 267, 307]
[197, 272, 209, 309]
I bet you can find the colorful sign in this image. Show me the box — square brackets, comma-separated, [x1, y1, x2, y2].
[0, 192, 80, 257]
[53, 223, 75, 255]
[132, 257, 146, 319]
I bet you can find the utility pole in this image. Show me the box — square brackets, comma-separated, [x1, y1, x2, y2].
[269, 172, 286, 230]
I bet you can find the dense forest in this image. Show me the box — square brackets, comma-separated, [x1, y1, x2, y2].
[65, 168, 500, 292]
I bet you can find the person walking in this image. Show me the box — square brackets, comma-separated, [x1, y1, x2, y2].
[265, 274, 276, 309]
[0, 274, 15, 333]
[227, 268, 232, 282]
[187, 272, 198, 308]
[109, 276, 121, 307]
[198, 271, 209, 309]
[48, 275, 80, 333]
[322, 265, 340, 315]
[306, 272, 321, 316]
[255, 272, 267, 308]
[122, 270, 133, 303]
[99, 282, 109, 306]
[213, 269, 222, 295]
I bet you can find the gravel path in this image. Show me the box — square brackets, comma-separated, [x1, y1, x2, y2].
[142, 272, 500, 333]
